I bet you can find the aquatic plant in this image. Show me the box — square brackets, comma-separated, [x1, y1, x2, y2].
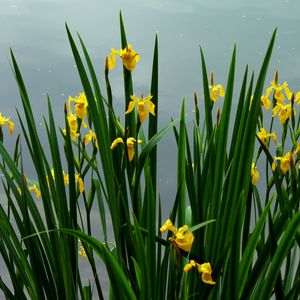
[0, 12, 299, 300]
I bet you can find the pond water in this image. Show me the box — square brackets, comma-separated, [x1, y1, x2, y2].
[0, 0, 300, 297]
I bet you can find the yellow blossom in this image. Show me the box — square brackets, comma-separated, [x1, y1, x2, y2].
[295, 91, 300, 105]
[84, 129, 98, 149]
[209, 72, 225, 102]
[110, 137, 142, 162]
[295, 143, 300, 154]
[68, 93, 88, 128]
[75, 174, 84, 193]
[125, 94, 155, 123]
[62, 170, 69, 185]
[257, 128, 278, 148]
[47, 169, 84, 193]
[273, 151, 293, 174]
[78, 240, 88, 260]
[0, 112, 14, 135]
[251, 162, 259, 185]
[160, 219, 194, 252]
[284, 88, 300, 105]
[270, 80, 289, 103]
[63, 113, 79, 141]
[108, 44, 140, 71]
[184, 260, 216, 285]
[278, 103, 294, 124]
[28, 184, 41, 199]
[260, 86, 272, 110]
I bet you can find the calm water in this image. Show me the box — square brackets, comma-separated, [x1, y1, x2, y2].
[0, 0, 300, 297]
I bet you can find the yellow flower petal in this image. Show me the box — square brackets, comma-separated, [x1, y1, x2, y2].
[0, 112, 14, 135]
[110, 137, 124, 149]
[108, 49, 119, 70]
[160, 219, 177, 233]
[125, 101, 137, 115]
[75, 174, 84, 193]
[28, 184, 41, 199]
[138, 103, 148, 124]
[251, 162, 259, 185]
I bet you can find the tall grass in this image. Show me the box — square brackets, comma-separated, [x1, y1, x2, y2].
[0, 13, 299, 300]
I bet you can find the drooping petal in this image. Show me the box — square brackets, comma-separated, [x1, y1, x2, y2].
[125, 101, 137, 115]
[108, 49, 118, 70]
[217, 85, 225, 97]
[137, 103, 148, 123]
[284, 86, 293, 100]
[110, 137, 124, 149]
[147, 100, 156, 116]
[201, 272, 216, 285]
[0, 112, 15, 135]
[7, 120, 14, 135]
[251, 162, 259, 184]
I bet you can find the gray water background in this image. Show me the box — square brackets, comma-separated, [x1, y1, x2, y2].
[0, 0, 300, 298]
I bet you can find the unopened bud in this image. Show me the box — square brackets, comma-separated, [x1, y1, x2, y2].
[64, 102, 68, 115]
[105, 56, 109, 74]
[194, 92, 198, 106]
[210, 72, 214, 86]
[290, 152, 294, 169]
[216, 107, 221, 123]
[23, 175, 28, 188]
[274, 70, 279, 85]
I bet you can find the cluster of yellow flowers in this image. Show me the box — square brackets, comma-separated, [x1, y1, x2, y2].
[47, 168, 84, 193]
[18, 168, 85, 200]
[64, 93, 98, 149]
[260, 71, 300, 124]
[107, 44, 156, 162]
[160, 219, 215, 285]
[252, 71, 300, 182]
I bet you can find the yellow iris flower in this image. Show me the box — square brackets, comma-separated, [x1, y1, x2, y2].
[251, 162, 259, 185]
[209, 72, 225, 102]
[68, 93, 88, 128]
[277, 103, 295, 124]
[108, 44, 140, 71]
[184, 260, 216, 285]
[260, 87, 272, 110]
[28, 184, 41, 199]
[160, 219, 194, 252]
[0, 112, 14, 135]
[272, 151, 294, 174]
[270, 80, 289, 103]
[84, 129, 99, 149]
[110, 137, 142, 162]
[47, 169, 84, 193]
[18, 183, 41, 199]
[63, 113, 79, 141]
[257, 128, 278, 149]
[125, 94, 155, 124]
